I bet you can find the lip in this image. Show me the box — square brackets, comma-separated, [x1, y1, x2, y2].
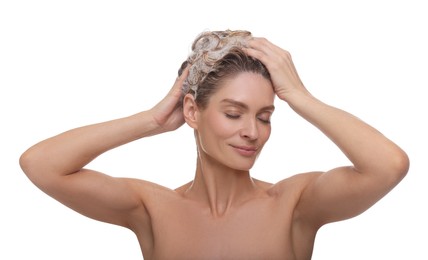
[230, 145, 258, 157]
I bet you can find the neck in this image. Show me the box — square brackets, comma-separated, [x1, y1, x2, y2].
[185, 154, 258, 217]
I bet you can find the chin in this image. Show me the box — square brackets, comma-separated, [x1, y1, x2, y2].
[226, 160, 256, 172]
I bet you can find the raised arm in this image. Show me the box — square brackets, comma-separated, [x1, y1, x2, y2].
[19, 67, 189, 228]
[245, 38, 409, 227]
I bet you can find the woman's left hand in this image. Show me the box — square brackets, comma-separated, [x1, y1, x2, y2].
[244, 37, 309, 102]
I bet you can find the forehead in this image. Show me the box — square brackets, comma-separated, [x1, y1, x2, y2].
[209, 72, 275, 107]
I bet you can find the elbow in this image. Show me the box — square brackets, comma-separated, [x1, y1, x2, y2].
[20, 148, 66, 196]
[387, 148, 410, 185]
[19, 148, 38, 181]
[19, 147, 50, 187]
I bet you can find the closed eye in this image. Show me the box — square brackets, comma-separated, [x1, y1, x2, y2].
[226, 112, 272, 123]
[225, 113, 241, 119]
[257, 112, 272, 124]
[258, 117, 271, 124]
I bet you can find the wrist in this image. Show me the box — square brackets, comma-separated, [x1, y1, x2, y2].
[128, 110, 164, 139]
[280, 88, 313, 105]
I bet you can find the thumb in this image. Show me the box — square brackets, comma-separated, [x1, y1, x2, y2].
[170, 65, 190, 98]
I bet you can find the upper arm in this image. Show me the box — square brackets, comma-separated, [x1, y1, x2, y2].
[28, 168, 149, 229]
[295, 165, 406, 227]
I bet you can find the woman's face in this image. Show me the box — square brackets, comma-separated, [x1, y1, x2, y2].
[195, 72, 275, 171]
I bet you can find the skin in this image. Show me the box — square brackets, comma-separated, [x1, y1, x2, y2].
[20, 37, 409, 259]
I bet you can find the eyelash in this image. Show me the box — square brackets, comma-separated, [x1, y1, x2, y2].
[259, 118, 271, 124]
[225, 114, 271, 124]
[225, 113, 241, 119]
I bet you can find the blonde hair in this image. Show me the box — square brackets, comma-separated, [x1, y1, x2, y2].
[179, 30, 270, 108]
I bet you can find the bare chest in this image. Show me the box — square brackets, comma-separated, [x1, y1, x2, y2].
[144, 200, 299, 260]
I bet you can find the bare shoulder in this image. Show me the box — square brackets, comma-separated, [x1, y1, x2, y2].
[126, 178, 186, 224]
[174, 181, 193, 194]
[130, 178, 186, 200]
[267, 172, 322, 199]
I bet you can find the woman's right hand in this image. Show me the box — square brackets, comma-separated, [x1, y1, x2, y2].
[149, 66, 189, 133]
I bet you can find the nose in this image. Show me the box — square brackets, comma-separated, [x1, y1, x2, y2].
[240, 118, 259, 140]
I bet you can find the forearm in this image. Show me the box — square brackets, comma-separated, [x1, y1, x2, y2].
[20, 110, 159, 177]
[285, 91, 409, 176]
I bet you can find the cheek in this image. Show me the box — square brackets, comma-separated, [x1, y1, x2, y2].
[197, 113, 237, 154]
[260, 125, 272, 142]
[204, 112, 237, 138]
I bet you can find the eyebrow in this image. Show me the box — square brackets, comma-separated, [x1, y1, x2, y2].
[220, 99, 275, 112]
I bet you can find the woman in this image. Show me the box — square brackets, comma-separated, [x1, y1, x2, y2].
[20, 30, 409, 259]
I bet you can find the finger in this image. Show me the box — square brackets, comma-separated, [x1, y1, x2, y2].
[248, 37, 273, 55]
[169, 65, 190, 96]
[244, 43, 279, 71]
[177, 64, 190, 81]
[249, 37, 284, 53]
[243, 46, 266, 63]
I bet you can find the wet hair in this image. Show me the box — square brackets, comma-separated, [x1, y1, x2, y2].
[178, 30, 271, 109]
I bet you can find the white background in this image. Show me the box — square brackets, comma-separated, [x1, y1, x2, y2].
[1, 1, 427, 259]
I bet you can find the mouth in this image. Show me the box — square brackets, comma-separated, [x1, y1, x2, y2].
[230, 145, 258, 157]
